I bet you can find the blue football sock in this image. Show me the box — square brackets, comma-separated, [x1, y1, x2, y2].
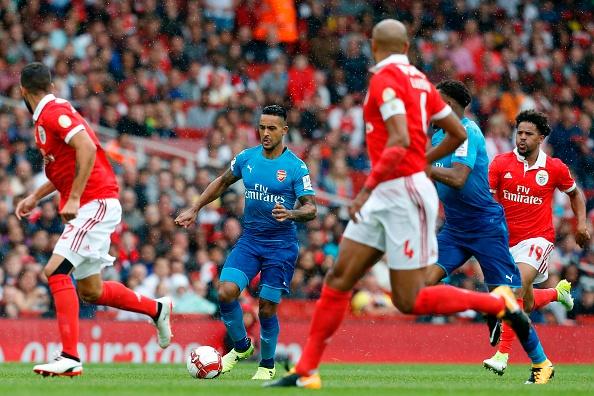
[219, 300, 249, 351]
[519, 324, 547, 364]
[259, 315, 279, 367]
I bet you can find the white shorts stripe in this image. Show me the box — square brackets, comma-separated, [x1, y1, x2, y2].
[74, 199, 107, 252]
[55, 198, 121, 280]
[405, 177, 428, 266]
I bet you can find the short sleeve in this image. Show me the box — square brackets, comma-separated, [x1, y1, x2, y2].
[427, 83, 452, 121]
[451, 126, 479, 169]
[488, 156, 502, 194]
[554, 160, 576, 193]
[230, 150, 247, 179]
[370, 73, 406, 121]
[43, 105, 85, 144]
[293, 162, 315, 198]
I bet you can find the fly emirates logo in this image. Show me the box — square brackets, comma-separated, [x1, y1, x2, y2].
[502, 185, 543, 205]
[245, 183, 286, 204]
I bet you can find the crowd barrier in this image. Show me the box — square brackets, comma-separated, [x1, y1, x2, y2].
[1, 318, 593, 364]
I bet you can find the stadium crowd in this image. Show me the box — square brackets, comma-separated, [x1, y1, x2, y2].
[1, 0, 594, 324]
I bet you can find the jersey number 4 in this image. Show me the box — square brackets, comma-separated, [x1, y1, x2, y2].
[404, 240, 414, 259]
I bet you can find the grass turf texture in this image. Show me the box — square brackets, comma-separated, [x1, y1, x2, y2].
[1, 363, 593, 396]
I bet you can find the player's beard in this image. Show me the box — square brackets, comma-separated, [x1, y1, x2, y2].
[23, 97, 34, 114]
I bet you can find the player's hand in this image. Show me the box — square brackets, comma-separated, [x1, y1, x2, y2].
[348, 188, 371, 223]
[60, 197, 80, 222]
[575, 226, 591, 249]
[15, 194, 39, 220]
[175, 207, 199, 228]
[272, 202, 292, 222]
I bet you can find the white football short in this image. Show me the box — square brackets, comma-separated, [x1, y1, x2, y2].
[509, 237, 554, 284]
[343, 172, 438, 270]
[53, 198, 121, 280]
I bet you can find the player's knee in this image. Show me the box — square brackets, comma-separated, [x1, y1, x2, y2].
[391, 291, 416, 314]
[45, 258, 74, 278]
[217, 283, 239, 303]
[258, 302, 277, 318]
[324, 267, 352, 291]
[78, 286, 102, 303]
[393, 298, 415, 314]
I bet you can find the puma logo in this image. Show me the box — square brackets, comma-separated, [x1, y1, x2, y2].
[505, 275, 513, 282]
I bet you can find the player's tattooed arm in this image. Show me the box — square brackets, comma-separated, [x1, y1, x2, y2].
[566, 187, 590, 248]
[428, 162, 472, 189]
[272, 195, 317, 222]
[175, 168, 240, 228]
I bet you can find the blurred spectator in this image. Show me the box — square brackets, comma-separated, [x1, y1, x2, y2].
[351, 273, 397, 316]
[170, 273, 217, 314]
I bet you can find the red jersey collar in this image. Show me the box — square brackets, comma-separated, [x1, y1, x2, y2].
[33, 94, 56, 122]
[370, 54, 410, 73]
[513, 147, 547, 170]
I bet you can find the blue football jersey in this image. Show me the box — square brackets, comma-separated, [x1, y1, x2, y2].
[230, 145, 315, 240]
[432, 117, 504, 232]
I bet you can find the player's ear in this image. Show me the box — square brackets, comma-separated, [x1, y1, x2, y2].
[19, 85, 26, 97]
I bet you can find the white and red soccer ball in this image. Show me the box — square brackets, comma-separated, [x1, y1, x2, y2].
[186, 346, 223, 379]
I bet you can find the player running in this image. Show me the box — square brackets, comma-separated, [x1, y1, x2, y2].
[175, 105, 317, 380]
[17, 62, 172, 377]
[265, 20, 534, 389]
[425, 81, 558, 384]
[483, 109, 589, 380]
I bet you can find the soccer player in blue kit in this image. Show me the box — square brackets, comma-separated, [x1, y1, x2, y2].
[175, 105, 317, 380]
[425, 80, 554, 384]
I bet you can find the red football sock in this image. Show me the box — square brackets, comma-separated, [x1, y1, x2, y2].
[411, 285, 505, 316]
[48, 274, 79, 358]
[295, 285, 352, 376]
[94, 281, 158, 318]
[533, 288, 558, 310]
[498, 298, 524, 354]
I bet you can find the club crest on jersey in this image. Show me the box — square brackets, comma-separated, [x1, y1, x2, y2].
[37, 125, 46, 144]
[276, 169, 287, 182]
[382, 87, 396, 101]
[535, 170, 549, 186]
[58, 114, 72, 128]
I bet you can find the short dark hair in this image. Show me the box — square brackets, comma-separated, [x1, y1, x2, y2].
[261, 105, 287, 121]
[516, 109, 551, 137]
[436, 79, 471, 108]
[20, 62, 52, 94]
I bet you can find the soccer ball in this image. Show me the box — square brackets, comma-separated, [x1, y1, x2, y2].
[186, 346, 223, 379]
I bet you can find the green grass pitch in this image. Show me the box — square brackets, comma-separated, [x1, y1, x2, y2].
[1, 363, 593, 396]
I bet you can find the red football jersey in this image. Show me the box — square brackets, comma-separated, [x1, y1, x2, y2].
[489, 149, 576, 246]
[363, 54, 451, 178]
[33, 94, 119, 210]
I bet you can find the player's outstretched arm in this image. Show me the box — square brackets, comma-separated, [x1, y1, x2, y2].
[175, 168, 240, 228]
[426, 113, 467, 164]
[428, 162, 472, 189]
[61, 131, 97, 221]
[15, 181, 57, 219]
[567, 187, 590, 248]
[272, 195, 317, 222]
